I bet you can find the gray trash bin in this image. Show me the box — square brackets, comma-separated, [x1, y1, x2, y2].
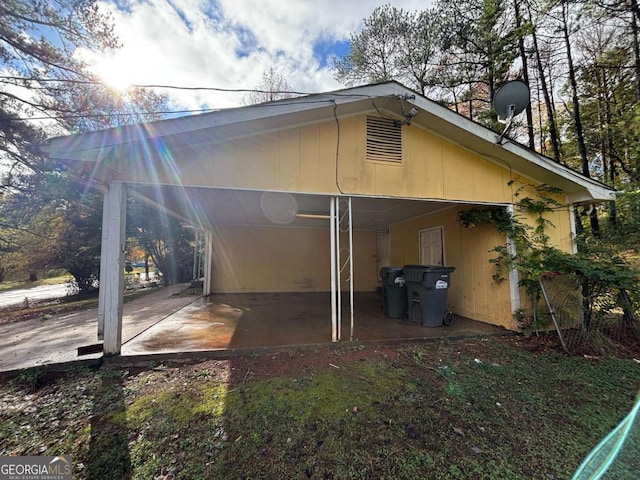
[403, 265, 455, 327]
[380, 266, 407, 319]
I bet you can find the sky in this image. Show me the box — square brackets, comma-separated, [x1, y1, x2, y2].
[81, 0, 433, 111]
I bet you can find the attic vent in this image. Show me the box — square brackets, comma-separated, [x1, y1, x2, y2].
[366, 116, 402, 163]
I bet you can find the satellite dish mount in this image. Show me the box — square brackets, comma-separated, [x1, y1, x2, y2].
[493, 80, 530, 145]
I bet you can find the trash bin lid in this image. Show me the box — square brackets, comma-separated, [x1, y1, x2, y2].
[380, 266, 404, 284]
[403, 265, 455, 283]
[404, 264, 455, 272]
[380, 266, 403, 275]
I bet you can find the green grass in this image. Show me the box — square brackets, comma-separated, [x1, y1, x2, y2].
[0, 337, 638, 479]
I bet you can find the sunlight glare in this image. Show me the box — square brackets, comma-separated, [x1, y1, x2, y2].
[93, 53, 138, 93]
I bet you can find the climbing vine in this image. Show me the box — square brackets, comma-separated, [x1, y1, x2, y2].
[457, 183, 562, 291]
[458, 183, 639, 354]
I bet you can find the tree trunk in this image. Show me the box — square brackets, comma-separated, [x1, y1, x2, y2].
[618, 289, 638, 327]
[514, 0, 536, 150]
[528, 4, 562, 161]
[602, 66, 617, 227]
[631, 1, 640, 101]
[560, 0, 600, 236]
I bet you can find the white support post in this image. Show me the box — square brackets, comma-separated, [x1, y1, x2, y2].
[348, 197, 354, 341]
[330, 198, 338, 342]
[192, 230, 199, 280]
[506, 204, 521, 317]
[101, 182, 127, 356]
[568, 205, 579, 254]
[197, 232, 203, 279]
[335, 197, 342, 341]
[203, 230, 213, 297]
[97, 190, 110, 340]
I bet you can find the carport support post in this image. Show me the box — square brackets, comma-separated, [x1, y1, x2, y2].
[99, 182, 127, 356]
[203, 230, 213, 296]
[97, 189, 109, 340]
[330, 198, 337, 342]
[348, 196, 354, 341]
[335, 197, 341, 341]
[506, 204, 521, 317]
[192, 229, 199, 280]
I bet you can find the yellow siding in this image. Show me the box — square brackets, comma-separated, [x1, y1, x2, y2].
[389, 206, 514, 329]
[509, 180, 575, 254]
[116, 113, 578, 330]
[353, 122, 513, 202]
[299, 126, 320, 192]
[210, 225, 377, 293]
[233, 138, 259, 188]
[120, 115, 516, 205]
[516, 205, 574, 254]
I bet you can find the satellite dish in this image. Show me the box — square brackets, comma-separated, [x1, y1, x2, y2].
[493, 80, 530, 122]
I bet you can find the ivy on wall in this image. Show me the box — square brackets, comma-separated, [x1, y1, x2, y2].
[458, 183, 638, 353]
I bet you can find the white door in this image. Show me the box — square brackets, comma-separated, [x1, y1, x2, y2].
[419, 227, 444, 266]
[376, 231, 390, 278]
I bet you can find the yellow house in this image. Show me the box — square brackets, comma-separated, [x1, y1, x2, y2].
[42, 81, 615, 355]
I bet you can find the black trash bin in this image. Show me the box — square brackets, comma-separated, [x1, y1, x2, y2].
[380, 266, 407, 319]
[403, 265, 455, 327]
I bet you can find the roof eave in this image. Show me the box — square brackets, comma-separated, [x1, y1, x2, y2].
[41, 80, 615, 202]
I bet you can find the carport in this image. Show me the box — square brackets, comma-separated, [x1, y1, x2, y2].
[41, 81, 614, 357]
[121, 291, 505, 356]
[129, 184, 481, 342]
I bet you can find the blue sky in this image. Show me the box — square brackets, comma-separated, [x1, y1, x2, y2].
[82, 0, 432, 109]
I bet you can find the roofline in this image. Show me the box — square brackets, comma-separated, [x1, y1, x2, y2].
[41, 82, 406, 154]
[41, 80, 614, 201]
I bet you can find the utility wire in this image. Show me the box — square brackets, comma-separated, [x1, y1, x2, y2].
[0, 75, 312, 95]
[16, 109, 219, 121]
[7, 99, 344, 121]
[2, 80, 395, 122]
[0, 75, 380, 98]
[0, 75, 384, 98]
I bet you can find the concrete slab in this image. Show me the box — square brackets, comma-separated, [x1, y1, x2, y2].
[0, 284, 197, 372]
[1, 289, 506, 373]
[123, 292, 506, 355]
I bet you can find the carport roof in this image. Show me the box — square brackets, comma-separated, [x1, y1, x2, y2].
[42, 81, 615, 211]
[130, 185, 465, 231]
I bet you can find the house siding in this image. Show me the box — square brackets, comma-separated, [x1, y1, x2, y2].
[119, 114, 575, 330]
[389, 205, 514, 329]
[120, 115, 513, 205]
[209, 225, 378, 294]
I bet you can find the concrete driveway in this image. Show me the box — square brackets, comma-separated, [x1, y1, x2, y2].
[0, 283, 70, 309]
[0, 284, 198, 372]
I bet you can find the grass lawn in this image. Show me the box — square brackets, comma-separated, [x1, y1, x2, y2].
[0, 336, 638, 479]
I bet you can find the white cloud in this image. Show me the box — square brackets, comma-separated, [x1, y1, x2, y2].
[89, 0, 433, 110]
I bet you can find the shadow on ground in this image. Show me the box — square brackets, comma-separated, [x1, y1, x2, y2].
[85, 369, 132, 480]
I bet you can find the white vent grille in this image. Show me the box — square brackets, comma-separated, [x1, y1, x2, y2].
[366, 116, 402, 163]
